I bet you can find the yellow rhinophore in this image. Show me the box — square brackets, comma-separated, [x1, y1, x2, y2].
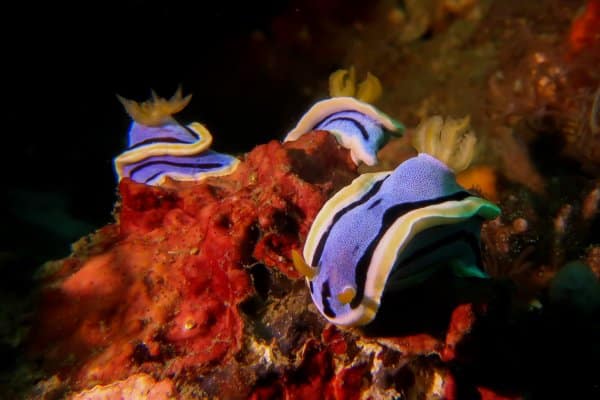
[328, 66, 383, 104]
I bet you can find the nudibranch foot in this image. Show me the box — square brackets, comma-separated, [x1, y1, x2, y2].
[413, 115, 477, 173]
[114, 90, 239, 186]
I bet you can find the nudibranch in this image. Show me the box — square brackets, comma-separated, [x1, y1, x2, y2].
[284, 68, 404, 166]
[114, 87, 240, 186]
[293, 115, 501, 327]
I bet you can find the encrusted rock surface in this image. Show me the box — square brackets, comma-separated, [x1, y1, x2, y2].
[29, 132, 359, 397]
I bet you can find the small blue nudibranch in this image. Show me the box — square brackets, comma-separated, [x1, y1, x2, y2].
[284, 97, 404, 166]
[284, 67, 404, 166]
[293, 116, 501, 327]
[114, 88, 239, 186]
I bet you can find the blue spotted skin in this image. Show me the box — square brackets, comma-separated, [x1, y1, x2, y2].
[303, 154, 500, 326]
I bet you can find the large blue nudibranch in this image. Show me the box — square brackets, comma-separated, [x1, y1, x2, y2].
[293, 115, 501, 326]
[114, 88, 239, 186]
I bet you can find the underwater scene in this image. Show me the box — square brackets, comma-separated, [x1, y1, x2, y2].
[2, 0, 600, 398]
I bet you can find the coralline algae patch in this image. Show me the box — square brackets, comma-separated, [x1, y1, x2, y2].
[29, 131, 358, 393]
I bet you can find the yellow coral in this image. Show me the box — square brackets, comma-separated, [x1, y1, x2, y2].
[117, 86, 192, 126]
[328, 67, 383, 104]
[412, 115, 477, 173]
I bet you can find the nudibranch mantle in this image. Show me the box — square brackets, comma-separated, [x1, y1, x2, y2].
[297, 153, 500, 327]
[284, 97, 404, 166]
[114, 90, 239, 186]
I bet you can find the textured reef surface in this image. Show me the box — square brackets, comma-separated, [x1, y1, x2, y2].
[28, 129, 497, 399]
[5, 0, 600, 399]
[29, 131, 359, 397]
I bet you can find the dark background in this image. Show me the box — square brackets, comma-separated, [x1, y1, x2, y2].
[3, 1, 352, 264]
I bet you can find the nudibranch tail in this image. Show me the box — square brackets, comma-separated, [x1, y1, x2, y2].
[412, 115, 477, 173]
[116, 86, 192, 127]
[292, 249, 318, 279]
[114, 89, 239, 186]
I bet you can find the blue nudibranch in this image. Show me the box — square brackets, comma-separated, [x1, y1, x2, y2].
[284, 68, 404, 166]
[284, 97, 404, 166]
[114, 88, 239, 186]
[293, 115, 501, 327]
